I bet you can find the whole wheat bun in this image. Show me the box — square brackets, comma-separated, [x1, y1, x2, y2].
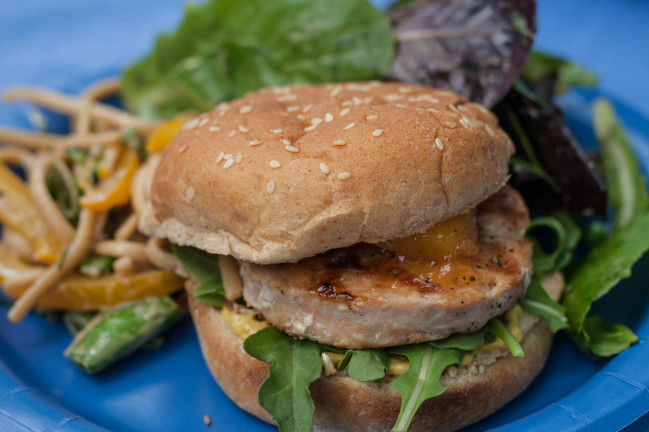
[144, 82, 513, 264]
[187, 271, 564, 432]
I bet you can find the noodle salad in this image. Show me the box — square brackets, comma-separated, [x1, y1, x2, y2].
[0, 79, 191, 372]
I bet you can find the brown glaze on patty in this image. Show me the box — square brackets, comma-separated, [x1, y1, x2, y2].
[240, 186, 532, 348]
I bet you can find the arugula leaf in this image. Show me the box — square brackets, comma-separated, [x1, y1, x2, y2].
[173, 245, 225, 306]
[389, 344, 463, 432]
[521, 51, 597, 96]
[486, 319, 524, 358]
[337, 349, 389, 382]
[192, 272, 226, 306]
[520, 276, 569, 332]
[563, 213, 649, 336]
[429, 329, 486, 351]
[244, 327, 323, 432]
[173, 245, 217, 283]
[594, 99, 649, 232]
[527, 213, 581, 274]
[582, 316, 638, 357]
[122, 0, 393, 120]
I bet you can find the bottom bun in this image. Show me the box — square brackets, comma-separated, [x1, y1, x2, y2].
[188, 293, 554, 432]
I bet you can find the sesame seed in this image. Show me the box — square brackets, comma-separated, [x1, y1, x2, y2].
[342, 100, 353, 107]
[238, 125, 249, 133]
[332, 139, 346, 146]
[249, 139, 262, 146]
[408, 96, 421, 102]
[287, 105, 300, 112]
[343, 122, 355, 131]
[457, 104, 469, 112]
[366, 114, 378, 120]
[340, 107, 350, 116]
[270, 129, 283, 134]
[385, 94, 403, 102]
[223, 154, 233, 161]
[448, 104, 460, 113]
[302, 104, 313, 112]
[372, 129, 384, 137]
[399, 86, 412, 93]
[269, 160, 281, 168]
[285, 145, 299, 153]
[216, 152, 224, 163]
[445, 121, 458, 129]
[204, 415, 212, 426]
[330, 87, 342, 97]
[186, 187, 195, 200]
[297, 114, 306, 121]
[223, 159, 234, 169]
[234, 152, 242, 163]
[320, 163, 330, 174]
[266, 180, 275, 193]
[239, 105, 253, 114]
[435, 138, 444, 150]
[182, 118, 199, 130]
[363, 97, 372, 104]
[337, 172, 351, 179]
[311, 117, 323, 125]
[208, 126, 220, 132]
[478, 365, 486, 374]
[347, 83, 369, 92]
[459, 117, 472, 128]
[427, 108, 440, 114]
[276, 94, 297, 102]
[304, 124, 318, 132]
[353, 96, 363, 105]
[325, 113, 333, 122]
[282, 139, 291, 146]
[228, 130, 237, 137]
[396, 104, 407, 109]
[422, 95, 440, 103]
[198, 118, 209, 127]
[485, 124, 496, 137]
[178, 145, 187, 153]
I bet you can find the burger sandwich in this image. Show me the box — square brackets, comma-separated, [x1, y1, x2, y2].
[137, 82, 563, 432]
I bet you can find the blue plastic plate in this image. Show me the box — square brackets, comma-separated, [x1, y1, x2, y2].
[1, 1, 648, 431]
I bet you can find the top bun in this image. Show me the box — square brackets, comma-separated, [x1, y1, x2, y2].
[144, 82, 513, 264]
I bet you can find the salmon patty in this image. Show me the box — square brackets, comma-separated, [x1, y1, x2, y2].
[240, 186, 532, 348]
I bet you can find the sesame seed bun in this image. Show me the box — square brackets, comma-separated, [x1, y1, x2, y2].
[187, 278, 559, 432]
[143, 82, 514, 264]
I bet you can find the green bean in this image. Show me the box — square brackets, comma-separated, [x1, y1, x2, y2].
[64, 295, 183, 373]
[594, 98, 649, 231]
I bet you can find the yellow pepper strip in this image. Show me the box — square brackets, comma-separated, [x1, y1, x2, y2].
[80, 147, 139, 212]
[0, 163, 65, 264]
[3, 269, 184, 311]
[145, 118, 187, 153]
